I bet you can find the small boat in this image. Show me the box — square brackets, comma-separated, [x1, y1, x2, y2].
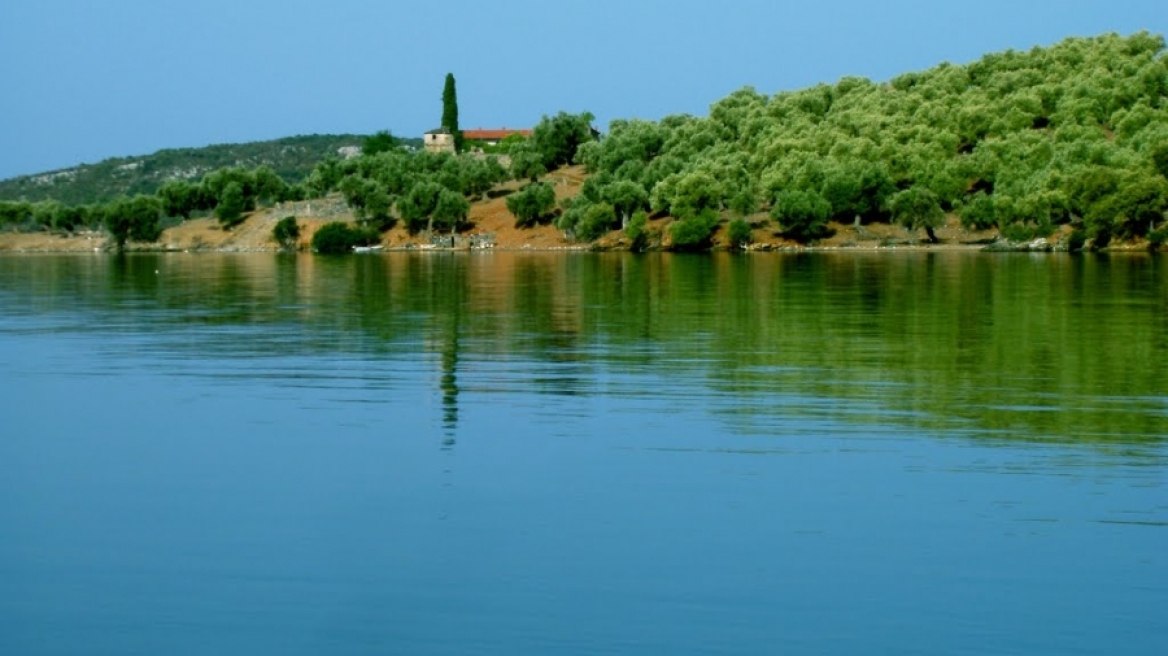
[353, 245, 384, 253]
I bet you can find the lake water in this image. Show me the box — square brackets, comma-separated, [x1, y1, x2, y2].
[0, 251, 1165, 655]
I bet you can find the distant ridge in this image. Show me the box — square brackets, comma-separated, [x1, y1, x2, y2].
[0, 134, 420, 206]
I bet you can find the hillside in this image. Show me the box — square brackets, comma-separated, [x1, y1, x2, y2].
[565, 31, 1168, 249]
[0, 134, 422, 206]
[2, 32, 1165, 252]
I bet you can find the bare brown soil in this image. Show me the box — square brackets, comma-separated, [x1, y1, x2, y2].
[0, 165, 1157, 253]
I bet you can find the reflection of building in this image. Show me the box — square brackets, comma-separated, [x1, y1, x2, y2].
[424, 127, 455, 154]
[462, 128, 532, 146]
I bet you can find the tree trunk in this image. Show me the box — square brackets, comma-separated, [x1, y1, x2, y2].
[924, 225, 939, 243]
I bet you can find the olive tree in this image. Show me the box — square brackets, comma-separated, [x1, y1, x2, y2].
[506, 182, 556, 228]
[887, 186, 944, 242]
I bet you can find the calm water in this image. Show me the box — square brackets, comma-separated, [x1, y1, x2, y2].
[0, 251, 1165, 655]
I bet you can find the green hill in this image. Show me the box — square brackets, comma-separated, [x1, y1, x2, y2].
[0, 134, 421, 206]
[568, 31, 1168, 247]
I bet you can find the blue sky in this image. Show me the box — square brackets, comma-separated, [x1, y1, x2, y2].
[0, 0, 1164, 179]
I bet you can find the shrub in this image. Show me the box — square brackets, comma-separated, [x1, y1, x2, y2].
[771, 189, 832, 241]
[669, 209, 720, 250]
[273, 216, 300, 250]
[625, 210, 649, 251]
[1146, 226, 1167, 250]
[576, 203, 616, 241]
[1001, 222, 1035, 242]
[959, 192, 996, 230]
[311, 222, 378, 254]
[727, 218, 753, 249]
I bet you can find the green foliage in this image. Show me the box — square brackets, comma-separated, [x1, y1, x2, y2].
[888, 187, 945, 241]
[577, 203, 617, 241]
[157, 180, 203, 220]
[311, 222, 378, 254]
[252, 166, 288, 207]
[531, 111, 596, 171]
[283, 184, 307, 203]
[31, 202, 57, 230]
[52, 204, 90, 233]
[215, 182, 247, 228]
[0, 134, 367, 206]
[506, 182, 557, 228]
[305, 157, 344, 197]
[727, 219, 753, 248]
[362, 131, 399, 156]
[569, 32, 1168, 249]
[399, 181, 446, 233]
[1073, 165, 1168, 238]
[625, 210, 649, 251]
[432, 189, 470, 234]
[104, 195, 162, 249]
[0, 201, 33, 229]
[203, 167, 256, 208]
[669, 209, 721, 250]
[729, 186, 758, 217]
[463, 157, 508, 199]
[1147, 225, 1168, 249]
[669, 172, 722, 220]
[272, 216, 300, 250]
[1150, 137, 1168, 179]
[1001, 222, 1036, 242]
[959, 192, 997, 229]
[508, 141, 547, 182]
[602, 180, 650, 226]
[1067, 228, 1088, 252]
[363, 185, 396, 230]
[442, 73, 463, 152]
[340, 176, 395, 229]
[771, 189, 832, 241]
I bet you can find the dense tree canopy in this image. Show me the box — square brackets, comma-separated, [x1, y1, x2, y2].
[567, 32, 1168, 246]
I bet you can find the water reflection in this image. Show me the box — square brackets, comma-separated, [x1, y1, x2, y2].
[0, 251, 1164, 458]
[2, 251, 1166, 656]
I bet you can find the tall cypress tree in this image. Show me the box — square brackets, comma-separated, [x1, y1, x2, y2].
[441, 73, 462, 152]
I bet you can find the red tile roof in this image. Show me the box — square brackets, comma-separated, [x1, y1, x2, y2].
[462, 128, 532, 141]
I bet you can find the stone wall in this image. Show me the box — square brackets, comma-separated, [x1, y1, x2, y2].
[271, 195, 350, 219]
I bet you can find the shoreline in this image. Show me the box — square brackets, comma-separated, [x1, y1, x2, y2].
[0, 199, 1160, 255]
[4, 167, 1162, 256]
[0, 235, 1158, 255]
